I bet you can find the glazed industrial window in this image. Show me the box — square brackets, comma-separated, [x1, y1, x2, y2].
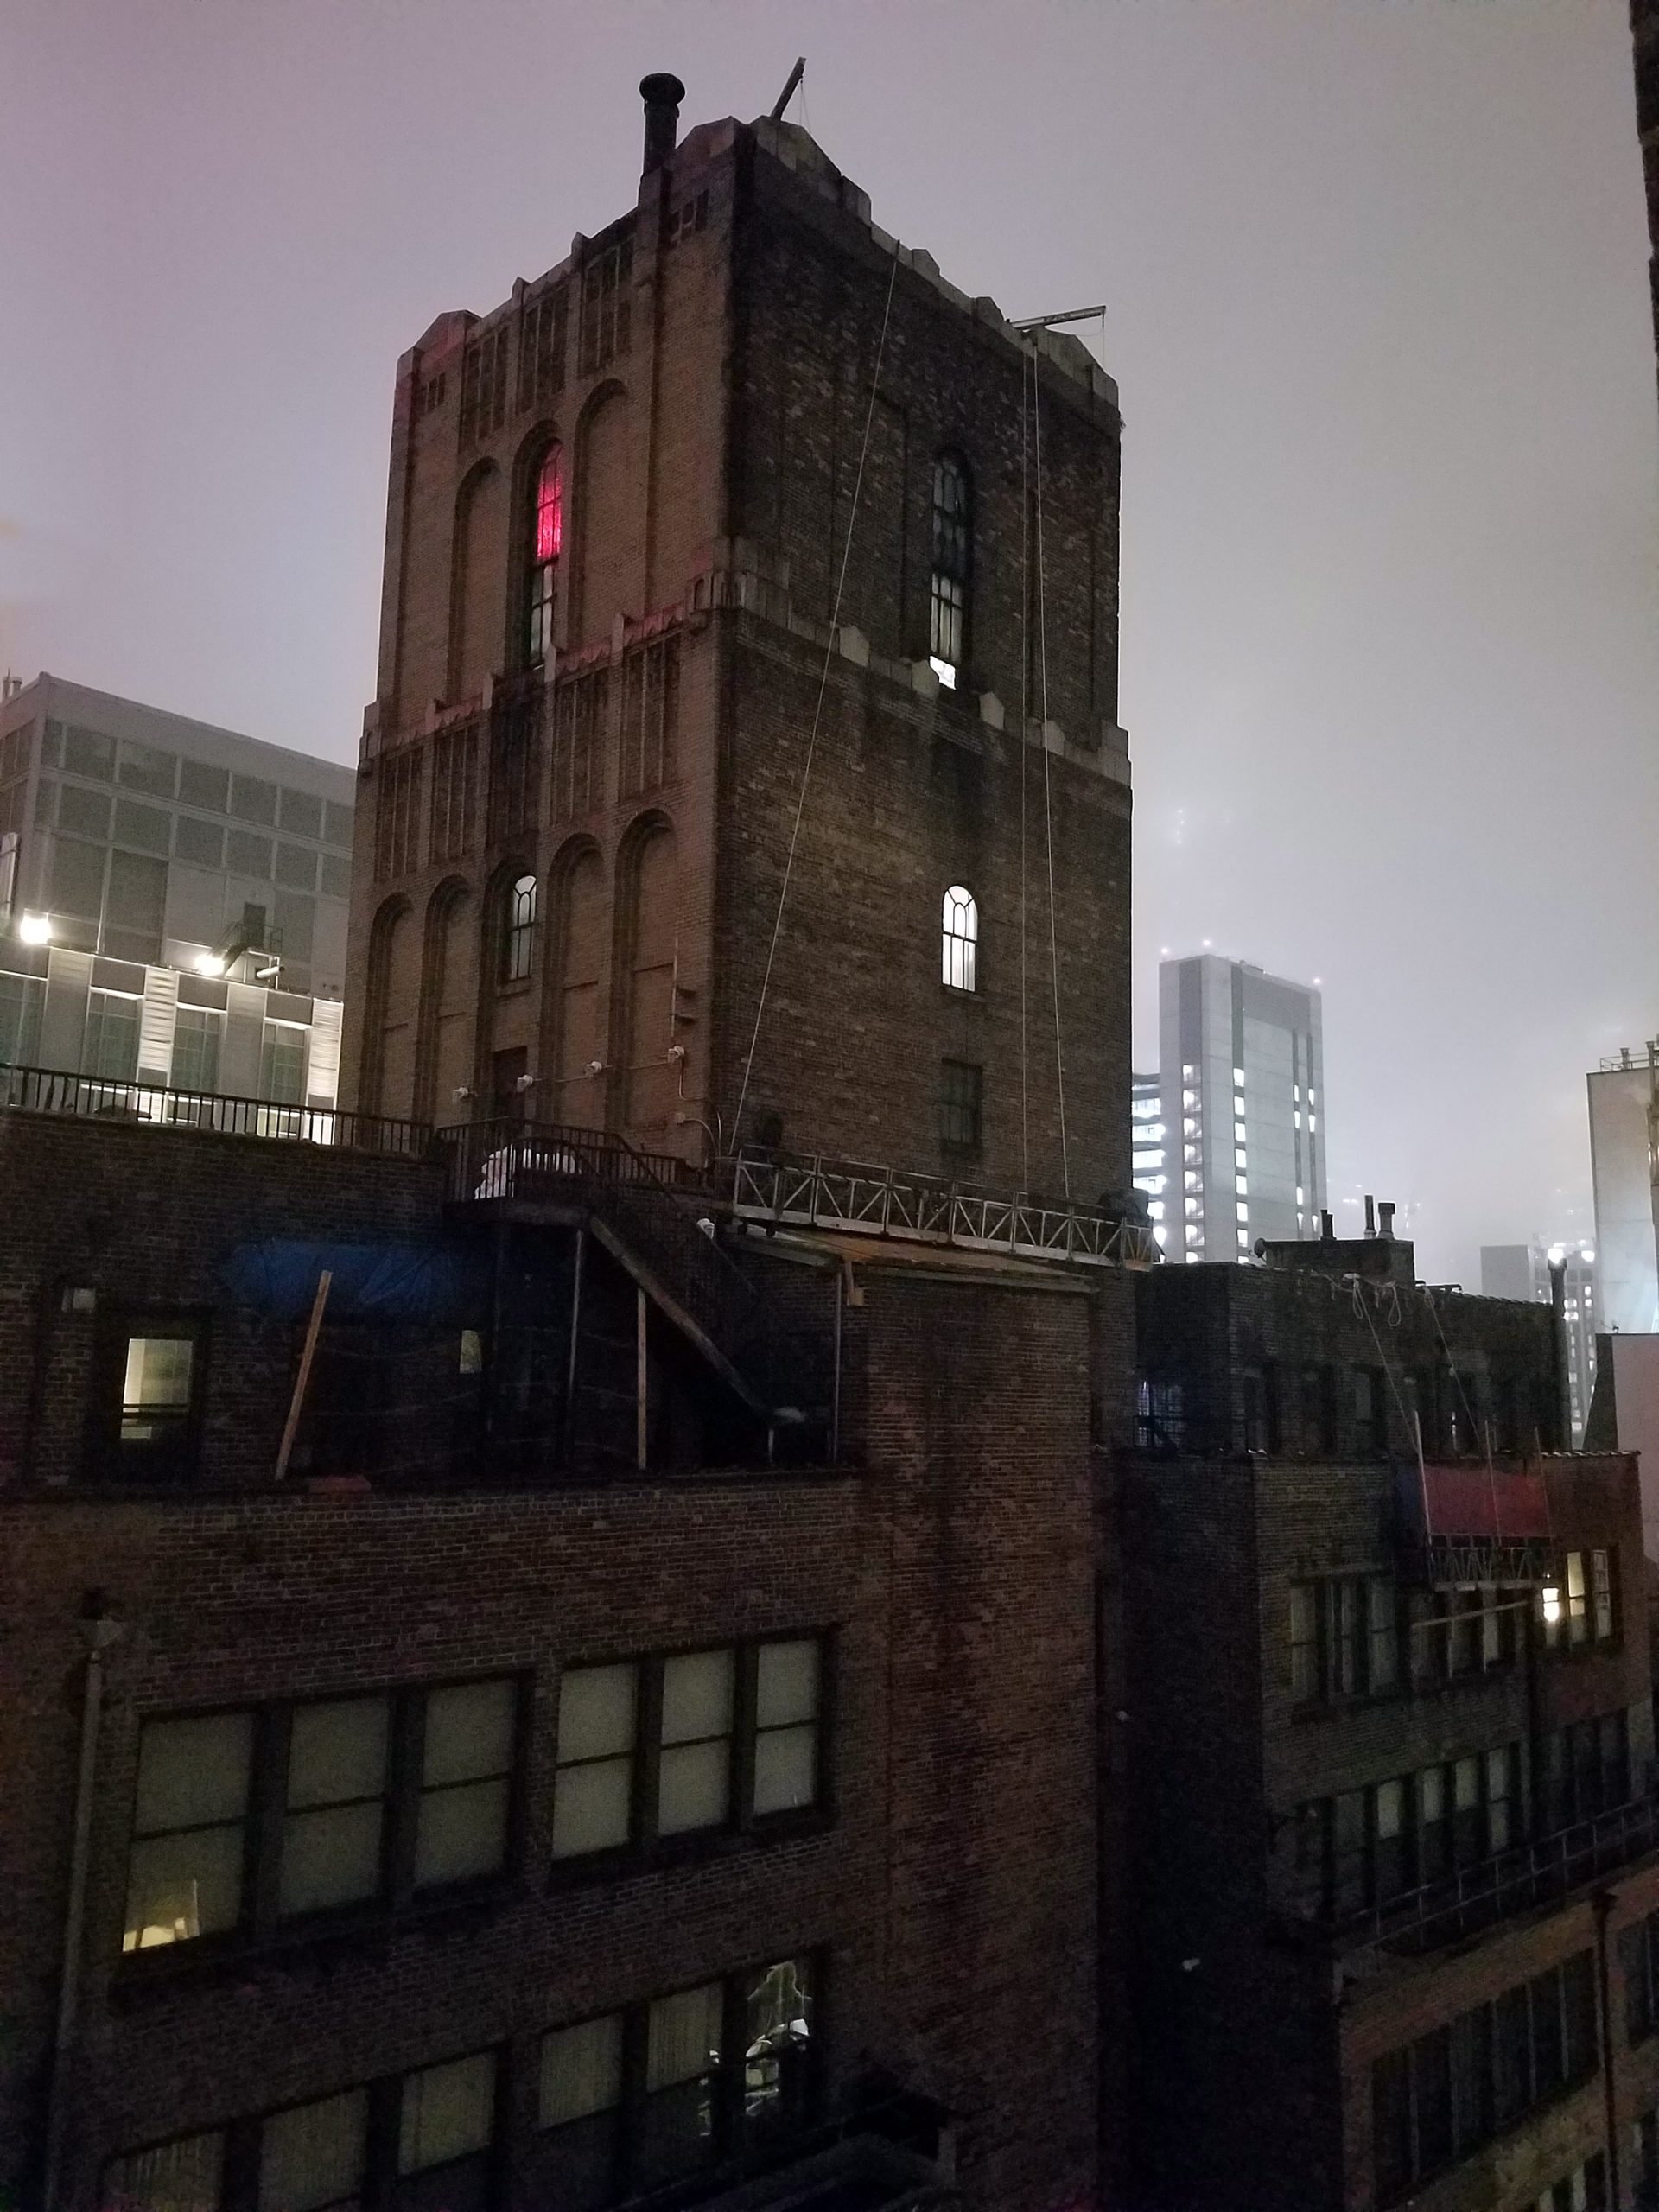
[1541, 1549, 1618, 1652]
[0, 969, 43, 1066]
[533, 1956, 817, 2205]
[941, 885, 978, 992]
[939, 1058, 982, 1156]
[260, 1021, 307, 1108]
[1534, 2154, 1610, 2212]
[526, 444, 563, 665]
[1414, 1586, 1522, 1685]
[83, 986, 140, 1083]
[550, 1637, 825, 1862]
[1297, 1743, 1521, 1917]
[500, 872, 538, 985]
[1371, 1952, 1599, 2205]
[120, 1678, 518, 1956]
[102, 2048, 499, 2212]
[169, 1005, 221, 1095]
[1540, 1708, 1631, 1834]
[929, 454, 970, 685]
[1288, 1575, 1399, 1703]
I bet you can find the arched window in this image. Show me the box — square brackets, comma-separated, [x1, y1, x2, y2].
[942, 884, 977, 992]
[929, 454, 970, 686]
[526, 445, 563, 664]
[500, 873, 538, 985]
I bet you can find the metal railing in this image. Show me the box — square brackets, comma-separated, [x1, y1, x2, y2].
[0, 1064, 434, 1156]
[1336, 1790, 1659, 1963]
[727, 1148, 1160, 1269]
[441, 1119, 779, 1408]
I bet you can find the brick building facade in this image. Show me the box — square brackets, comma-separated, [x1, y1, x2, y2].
[343, 83, 1130, 1204]
[1122, 1229, 1659, 2212]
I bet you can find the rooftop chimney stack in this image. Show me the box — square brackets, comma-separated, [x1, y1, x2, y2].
[1319, 1210, 1334, 1242]
[1378, 1201, 1395, 1239]
[1364, 1195, 1376, 1239]
[640, 73, 684, 175]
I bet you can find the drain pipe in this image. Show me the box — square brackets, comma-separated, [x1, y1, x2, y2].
[42, 1599, 122, 2209]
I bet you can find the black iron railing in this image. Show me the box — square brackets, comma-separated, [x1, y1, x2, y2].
[0, 1064, 434, 1157]
[727, 1147, 1161, 1269]
[1333, 1789, 1659, 1963]
[442, 1119, 775, 1405]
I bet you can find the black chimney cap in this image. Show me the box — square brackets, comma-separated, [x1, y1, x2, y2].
[640, 71, 686, 105]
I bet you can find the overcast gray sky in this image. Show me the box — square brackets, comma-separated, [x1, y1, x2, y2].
[3, 0, 1655, 1282]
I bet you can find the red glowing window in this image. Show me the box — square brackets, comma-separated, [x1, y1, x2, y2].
[535, 448, 563, 564]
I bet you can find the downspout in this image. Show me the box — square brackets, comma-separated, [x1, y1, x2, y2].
[42, 1601, 123, 2209]
[1592, 1889, 1622, 2209]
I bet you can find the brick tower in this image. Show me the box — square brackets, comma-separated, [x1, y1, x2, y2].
[344, 77, 1130, 1202]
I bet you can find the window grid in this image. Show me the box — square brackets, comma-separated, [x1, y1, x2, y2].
[939, 1058, 982, 1155]
[941, 885, 977, 992]
[526, 446, 563, 666]
[578, 237, 634, 376]
[551, 1637, 827, 1865]
[929, 455, 970, 671]
[500, 874, 538, 986]
[119, 1681, 520, 1964]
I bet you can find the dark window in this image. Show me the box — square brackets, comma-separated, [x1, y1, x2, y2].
[939, 1058, 982, 1156]
[526, 445, 563, 665]
[1135, 1376, 1186, 1452]
[1372, 1953, 1599, 2202]
[1300, 1364, 1333, 1452]
[1289, 1575, 1398, 1704]
[120, 1680, 519, 1960]
[1301, 1742, 1522, 1919]
[1354, 1366, 1388, 1453]
[929, 454, 970, 677]
[102, 2050, 499, 2211]
[500, 872, 537, 985]
[578, 236, 634, 376]
[1540, 1708, 1630, 1832]
[535, 1958, 817, 2205]
[1634, 2108, 1659, 2211]
[0, 969, 44, 1067]
[551, 1637, 827, 1865]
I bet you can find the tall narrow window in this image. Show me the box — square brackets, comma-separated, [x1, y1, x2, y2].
[942, 884, 977, 991]
[500, 873, 537, 985]
[929, 454, 970, 684]
[527, 446, 563, 665]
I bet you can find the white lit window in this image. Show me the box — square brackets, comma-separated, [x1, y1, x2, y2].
[1147, 1201, 1165, 1221]
[1308, 1090, 1317, 1104]
[1232, 1093, 1245, 1116]
[1237, 1229, 1250, 1247]
[1234, 1121, 1246, 1142]
[1154, 1225, 1168, 1248]
[1185, 1198, 1201, 1217]
[1185, 1171, 1199, 1190]
[1232, 1066, 1245, 1085]
[1182, 1064, 1197, 1080]
[1235, 1149, 1247, 1170]
[1182, 1090, 1198, 1109]
[929, 656, 957, 689]
[1308, 1115, 1317, 1133]
[1235, 1177, 1248, 1197]
[1236, 1202, 1249, 1222]
[1295, 1186, 1305, 1205]
[941, 885, 978, 992]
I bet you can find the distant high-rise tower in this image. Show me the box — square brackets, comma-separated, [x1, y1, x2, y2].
[1158, 954, 1325, 1262]
[1130, 1071, 1168, 1252]
[1587, 1046, 1659, 1336]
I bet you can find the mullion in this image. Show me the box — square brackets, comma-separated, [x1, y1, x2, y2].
[249, 1707, 290, 1940]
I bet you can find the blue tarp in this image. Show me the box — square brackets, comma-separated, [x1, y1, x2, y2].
[219, 1239, 488, 1323]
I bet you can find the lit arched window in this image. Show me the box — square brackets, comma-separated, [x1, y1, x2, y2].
[500, 873, 538, 984]
[929, 454, 970, 685]
[942, 884, 977, 992]
[526, 445, 563, 664]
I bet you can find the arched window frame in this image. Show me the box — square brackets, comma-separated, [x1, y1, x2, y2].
[526, 444, 563, 665]
[500, 872, 538, 986]
[942, 884, 978, 993]
[929, 454, 971, 687]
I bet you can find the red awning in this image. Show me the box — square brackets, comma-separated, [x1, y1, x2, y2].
[1421, 1464, 1551, 1542]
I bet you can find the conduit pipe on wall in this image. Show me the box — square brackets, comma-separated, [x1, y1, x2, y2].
[42, 1599, 123, 2209]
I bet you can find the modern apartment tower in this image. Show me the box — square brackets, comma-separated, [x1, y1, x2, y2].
[1131, 1071, 1169, 1252]
[0, 675, 356, 1112]
[1157, 954, 1325, 1262]
[1588, 1047, 1659, 1338]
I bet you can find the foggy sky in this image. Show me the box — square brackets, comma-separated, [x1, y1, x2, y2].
[3, 0, 1656, 1285]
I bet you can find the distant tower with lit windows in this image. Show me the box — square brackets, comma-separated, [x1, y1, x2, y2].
[1158, 954, 1325, 1262]
[344, 77, 1132, 1198]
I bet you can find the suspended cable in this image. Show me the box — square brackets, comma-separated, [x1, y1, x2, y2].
[733, 240, 901, 1147]
[1031, 346, 1070, 1197]
[1019, 348, 1031, 1190]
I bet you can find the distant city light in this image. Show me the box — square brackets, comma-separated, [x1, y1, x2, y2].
[17, 912, 52, 944]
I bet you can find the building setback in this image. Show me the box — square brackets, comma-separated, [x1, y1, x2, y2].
[1124, 1225, 1659, 2212]
[0, 674, 356, 1113]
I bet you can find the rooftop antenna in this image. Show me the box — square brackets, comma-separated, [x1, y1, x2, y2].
[769, 56, 805, 123]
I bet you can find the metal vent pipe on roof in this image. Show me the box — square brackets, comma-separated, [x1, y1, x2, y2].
[640, 73, 684, 173]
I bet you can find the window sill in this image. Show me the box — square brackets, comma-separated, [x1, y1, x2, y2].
[110, 1872, 518, 2005]
[547, 1806, 834, 1890]
[494, 976, 534, 999]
